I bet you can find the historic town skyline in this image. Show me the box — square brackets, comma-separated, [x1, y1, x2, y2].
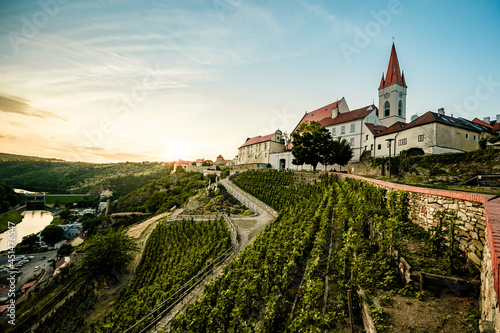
[1, 0, 499, 163]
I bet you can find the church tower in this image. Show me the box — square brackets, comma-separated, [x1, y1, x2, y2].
[378, 43, 407, 127]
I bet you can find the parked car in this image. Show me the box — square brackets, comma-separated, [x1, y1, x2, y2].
[34, 266, 40, 271]
[39, 256, 46, 260]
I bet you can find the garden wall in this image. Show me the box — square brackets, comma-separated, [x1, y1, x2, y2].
[332, 173, 500, 333]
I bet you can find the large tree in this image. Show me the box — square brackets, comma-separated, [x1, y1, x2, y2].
[41, 225, 65, 245]
[81, 230, 138, 283]
[291, 121, 334, 171]
[332, 138, 354, 168]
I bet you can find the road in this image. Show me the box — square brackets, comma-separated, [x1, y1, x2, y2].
[0, 251, 58, 287]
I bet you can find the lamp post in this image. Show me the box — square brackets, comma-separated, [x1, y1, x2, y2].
[386, 138, 394, 179]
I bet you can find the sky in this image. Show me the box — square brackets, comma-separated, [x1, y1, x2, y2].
[0, 0, 499, 163]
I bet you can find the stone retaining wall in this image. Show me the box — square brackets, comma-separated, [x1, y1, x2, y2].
[332, 172, 500, 332]
[408, 192, 486, 266]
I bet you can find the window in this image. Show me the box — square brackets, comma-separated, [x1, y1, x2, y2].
[350, 124, 355, 133]
[398, 138, 407, 146]
[265, 152, 267, 158]
[384, 101, 390, 117]
[378, 144, 382, 150]
[398, 100, 402, 116]
[473, 135, 477, 141]
[465, 133, 470, 139]
[341, 126, 345, 134]
[332, 128, 336, 136]
[264, 143, 267, 149]
[418, 134, 424, 142]
[365, 135, 369, 140]
[350, 138, 354, 145]
[370, 144, 373, 150]
[364, 145, 367, 151]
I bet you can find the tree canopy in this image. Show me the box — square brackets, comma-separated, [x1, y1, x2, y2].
[41, 225, 65, 245]
[291, 121, 354, 171]
[80, 230, 138, 283]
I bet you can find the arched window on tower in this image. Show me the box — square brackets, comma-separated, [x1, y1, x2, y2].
[384, 101, 390, 117]
[398, 100, 402, 116]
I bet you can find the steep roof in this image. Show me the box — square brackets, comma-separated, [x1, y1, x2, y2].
[379, 43, 407, 89]
[472, 118, 493, 129]
[293, 100, 343, 132]
[239, 133, 275, 148]
[365, 123, 388, 135]
[319, 105, 377, 127]
[377, 111, 482, 137]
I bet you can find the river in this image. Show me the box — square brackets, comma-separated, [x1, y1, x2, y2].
[0, 210, 53, 252]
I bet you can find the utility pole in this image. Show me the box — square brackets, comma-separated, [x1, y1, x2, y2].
[386, 138, 394, 179]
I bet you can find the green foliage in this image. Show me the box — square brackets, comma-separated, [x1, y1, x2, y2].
[113, 171, 204, 213]
[291, 121, 335, 171]
[57, 243, 73, 257]
[41, 224, 65, 244]
[0, 209, 22, 233]
[80, 229, 138, 284]
[90, 218, 231, 332]
[0, 159, 169, 194]
[15, 233, 39, 253]
[0, 182, 19, 212]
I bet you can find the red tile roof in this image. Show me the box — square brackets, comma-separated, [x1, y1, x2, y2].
[318, 105, 378, 127]
[379, 43, 407, 89]
[293, 100, 342, 132]
[472, 118, 493, 129]
[493, 122, 500, 132]
[377, 111, 481, 137]
[21, 280, 36, 290]
[239, 133, 275, 148]
[365, 123, 387, 135]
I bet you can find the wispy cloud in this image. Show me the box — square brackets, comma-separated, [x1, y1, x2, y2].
[0, 93, 66, 120]
[95, 152, 154, 161]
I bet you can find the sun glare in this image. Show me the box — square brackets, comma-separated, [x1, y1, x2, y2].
[162, 141, 194, 162]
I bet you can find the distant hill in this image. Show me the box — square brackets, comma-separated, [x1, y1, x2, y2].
[0, 152, 173, 196]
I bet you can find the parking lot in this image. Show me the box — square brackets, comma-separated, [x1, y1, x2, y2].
[0, 251, 58, 287]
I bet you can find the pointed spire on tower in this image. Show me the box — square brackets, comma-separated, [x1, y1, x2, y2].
[401, 70, 406, 87]
[380, 43, 406, 89]
[378, 73, 385, 89]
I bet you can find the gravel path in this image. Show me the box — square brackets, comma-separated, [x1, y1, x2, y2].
[148, 179, 276, 332]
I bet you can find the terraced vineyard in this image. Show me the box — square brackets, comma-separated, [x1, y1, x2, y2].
[170, 170, 410, 332]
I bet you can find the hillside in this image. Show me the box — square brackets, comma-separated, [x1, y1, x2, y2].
[0, 153, 172, 196]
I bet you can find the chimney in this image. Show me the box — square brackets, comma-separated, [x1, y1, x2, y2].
[497, 114, 500, 123]
[484, 117, 491, 124]
[332, 107, 339, 118]
[437, 108, 445, 115]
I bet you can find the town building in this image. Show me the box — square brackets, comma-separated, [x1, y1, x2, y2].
[235, 130, 285, 167]
[215, 155, 226, 166]
[374, 109, 486, 157]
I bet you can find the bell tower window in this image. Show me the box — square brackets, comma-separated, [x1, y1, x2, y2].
[384, 101, 390, 117]
[398, 100, 402, 116]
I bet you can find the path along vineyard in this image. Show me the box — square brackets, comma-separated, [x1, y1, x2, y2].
[32, 218, 231, 333]
[170, 170, 410, 332]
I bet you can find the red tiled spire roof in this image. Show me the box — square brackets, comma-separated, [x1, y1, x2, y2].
[380, 43, 407, 89]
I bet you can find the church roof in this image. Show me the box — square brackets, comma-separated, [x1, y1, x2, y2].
[319, 105, 377, 127]
[379, 43, 407, 89]
[293, 99, 344, 132]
